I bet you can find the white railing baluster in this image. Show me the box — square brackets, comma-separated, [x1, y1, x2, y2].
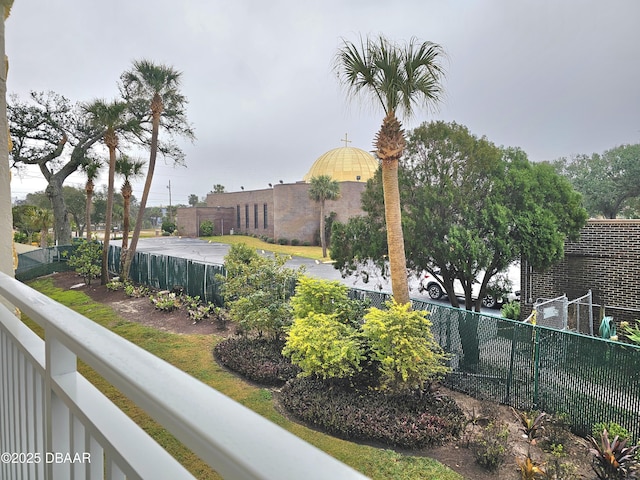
[0, 271, 369, 480]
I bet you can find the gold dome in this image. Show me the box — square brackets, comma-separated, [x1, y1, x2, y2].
[303, 146, 379, 183]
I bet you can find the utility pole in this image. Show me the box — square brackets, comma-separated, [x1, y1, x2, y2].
[167, 180, 172, 222]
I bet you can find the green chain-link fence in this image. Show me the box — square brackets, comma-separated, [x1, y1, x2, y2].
[17, 245, 640, 440]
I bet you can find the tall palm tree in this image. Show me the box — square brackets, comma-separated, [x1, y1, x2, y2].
[84, 99, 130, 284]
[120, 59, 193, 280]
[308, 175, 340, 258]
[81, 156, 102, 240]
[333, 35, 445, 305]
[115, 154, 145, 273]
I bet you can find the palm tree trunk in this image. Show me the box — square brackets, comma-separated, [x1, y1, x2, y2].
[101, 140, 117, 284]
[85, 181, 93, 239]
[377, 111, 410, 305]
[381, 161, 410, 304]
[122, 99, 161, 280]
[320, 199, 327, 258]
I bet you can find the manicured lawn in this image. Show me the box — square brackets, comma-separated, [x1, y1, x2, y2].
[25, 278, 462, 480]
[201, 234, 330, 262]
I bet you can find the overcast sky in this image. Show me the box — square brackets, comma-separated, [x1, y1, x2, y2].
[7, 1, 640, 207]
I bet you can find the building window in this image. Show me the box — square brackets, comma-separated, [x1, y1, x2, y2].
[254, 204, 258, 229]
[236, 205, 241, 228]
[263, 203, 268, 229]
[245, 204, 249, 228]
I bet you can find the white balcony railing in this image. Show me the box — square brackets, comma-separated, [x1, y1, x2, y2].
[0, 272, 369, 480]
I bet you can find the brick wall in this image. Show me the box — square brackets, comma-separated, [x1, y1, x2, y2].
[178, 181, 367, 244]
[521, 219, 640, 325]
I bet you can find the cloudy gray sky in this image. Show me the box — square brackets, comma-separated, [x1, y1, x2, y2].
[7, 1, 640, 207]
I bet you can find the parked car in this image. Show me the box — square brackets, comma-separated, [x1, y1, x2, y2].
[418, 263, 521, 308]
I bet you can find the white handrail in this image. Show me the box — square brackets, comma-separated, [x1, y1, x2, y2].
[0, 272, 369, 480]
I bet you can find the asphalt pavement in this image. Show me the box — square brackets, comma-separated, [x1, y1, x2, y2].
[135, 237, 495, 312]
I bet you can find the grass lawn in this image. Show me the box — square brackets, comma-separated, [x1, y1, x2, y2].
[200, 235, 330, 262]
[25, 278, 463, 480]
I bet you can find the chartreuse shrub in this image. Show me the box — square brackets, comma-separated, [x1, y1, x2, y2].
[282, 312, 365, 379]
[362, 301, 450, 391]
[281, 281, 460, 448]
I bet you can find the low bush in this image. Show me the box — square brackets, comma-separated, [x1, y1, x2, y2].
[280, 376, 464, 449]
[150, 291, 181, 311]
[214, 337, 300, 386]
[470, 421, 510, 471]
[277, 238, 289, 245]
[290, 239, 300, 246]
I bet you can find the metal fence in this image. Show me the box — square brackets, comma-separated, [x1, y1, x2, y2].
[16, 244, 640, 441]
[535, 290, 594, 335]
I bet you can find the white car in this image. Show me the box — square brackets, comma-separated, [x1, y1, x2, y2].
[418, 263, 521, 308]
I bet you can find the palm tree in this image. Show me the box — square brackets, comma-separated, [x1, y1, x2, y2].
[29, 207, 53, 248]
[115, 154, 145, 273]
[81, 157, 102, 240]
[333, 35, 445, 305]
[308, 175, 340, 258]
[119, 59, 193, 281]
[84, 99, 130, 284]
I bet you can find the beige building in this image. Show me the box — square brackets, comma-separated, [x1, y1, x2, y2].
[176, 144, 379, 244]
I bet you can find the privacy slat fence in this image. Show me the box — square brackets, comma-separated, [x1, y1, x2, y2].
[17, 244, 640, 441]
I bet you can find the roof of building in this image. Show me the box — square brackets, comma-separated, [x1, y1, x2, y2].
[303, 146, 379, 183]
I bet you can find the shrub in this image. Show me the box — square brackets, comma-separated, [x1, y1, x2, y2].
[280, 376, 464, 449]
[283, 312, 364, 379]
[501, 301, 520, 320]
[277, 238, 289, 245]
[290, 276, 367, 324]
[471, 421, 510, 471]
[161, 220, 176, 234]
[124, 282, 149, 298]
[150, 291, 180, 311]
[592, 422, 633, 443]
[214, 337, 300, 386]
[68, 240, 102, 285]
[588, 429, 639, 480]
[290, 238, 300, 246]
[199, 220, 214, 237]
[106, 280, 124, 291]
[220, 243, 302, 339]
[362, 301, 450, 392]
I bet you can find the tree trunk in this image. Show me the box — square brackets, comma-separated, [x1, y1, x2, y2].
[119, 184, 132, 275]
[46, 179, 72, 245]
[320, 199, 327, 258]
[85, 181, 93, 240]
[376, 111, 410, 305]
[101, 137, 117, 284]
[123, 95, 162, 280]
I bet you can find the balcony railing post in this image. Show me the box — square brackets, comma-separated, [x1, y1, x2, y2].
[45, 335, 77, 480]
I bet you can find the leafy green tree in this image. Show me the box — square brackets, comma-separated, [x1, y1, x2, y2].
[9, 91, 106, 245]
[68, 240, 102, 285]
[308, 175, 340, 258]
[62, 185, 86, 238]
[12, 204, 39, 243]
[119, 59, 195, 280]
[332, 121, 587, 315]
[161, 219, 176, 234]
[553, 144, 640, 218]
[115, 154, 145, 272]
[212, 184, 225, 193]
[333, 35, 446, 305]
[221, 243, 302, 339]
[362, 301, 449, 391]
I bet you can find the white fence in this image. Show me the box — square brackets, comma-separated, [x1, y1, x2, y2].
[0, 272, 368, 480]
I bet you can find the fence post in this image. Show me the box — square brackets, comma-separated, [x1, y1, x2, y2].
[532, 326, 540, 409]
